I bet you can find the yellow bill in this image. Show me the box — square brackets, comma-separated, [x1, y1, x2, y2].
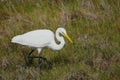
[64, 33, 73, 43]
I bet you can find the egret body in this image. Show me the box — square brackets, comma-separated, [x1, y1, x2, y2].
[11, 27, 73, 66]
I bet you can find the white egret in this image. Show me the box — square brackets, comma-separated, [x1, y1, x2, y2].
[11, 27, 73, 66]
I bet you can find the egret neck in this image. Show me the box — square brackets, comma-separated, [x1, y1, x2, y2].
[49, 28, 65, 50]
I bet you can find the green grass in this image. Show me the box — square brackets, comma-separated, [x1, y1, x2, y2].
[0, 0, 120, 80]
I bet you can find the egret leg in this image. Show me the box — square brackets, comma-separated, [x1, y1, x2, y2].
[27, 50, 52, 68]
[28, 49, 35, 57]
[39, 56, 52, 69]
[26, 49, 35, 66]
[29, 55, 52, 69]
[37, 54, 43, 68]
[38, 56, 52, 69]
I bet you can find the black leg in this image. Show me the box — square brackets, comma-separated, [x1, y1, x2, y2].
[37, 54, 42, 68]
[29, 55, 52, 69]
[26, 49, 35, 66]
[28, 49, 35, 57]
[38, 56, 52, 69]
[26, 49, 52, 68]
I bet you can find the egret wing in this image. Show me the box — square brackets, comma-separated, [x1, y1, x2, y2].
[13, 30, 54, 48]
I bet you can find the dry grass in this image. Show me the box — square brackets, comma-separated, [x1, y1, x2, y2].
[0, 0, 120, 80]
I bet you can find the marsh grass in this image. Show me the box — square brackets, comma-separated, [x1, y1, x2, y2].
[0, 0, 120, 80]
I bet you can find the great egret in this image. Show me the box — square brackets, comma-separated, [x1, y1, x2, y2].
[11, 27, 73, 67]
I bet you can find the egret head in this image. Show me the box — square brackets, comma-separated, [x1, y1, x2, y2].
[58, 27, 73, 43]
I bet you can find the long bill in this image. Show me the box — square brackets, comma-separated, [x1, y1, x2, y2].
[64, 33, 73, 43]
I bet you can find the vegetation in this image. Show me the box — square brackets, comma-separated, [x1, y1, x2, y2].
[0, 0, 120, 80]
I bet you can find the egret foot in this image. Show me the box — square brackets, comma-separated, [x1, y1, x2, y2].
[44, 60, 52, 69]
[35, 56, 52, 69]
[23, 56, 34, 67]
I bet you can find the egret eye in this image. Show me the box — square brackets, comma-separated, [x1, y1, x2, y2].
[59, 32, 64, 37]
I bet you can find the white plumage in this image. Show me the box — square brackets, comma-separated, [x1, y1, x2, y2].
[11, 27, 73, 54]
